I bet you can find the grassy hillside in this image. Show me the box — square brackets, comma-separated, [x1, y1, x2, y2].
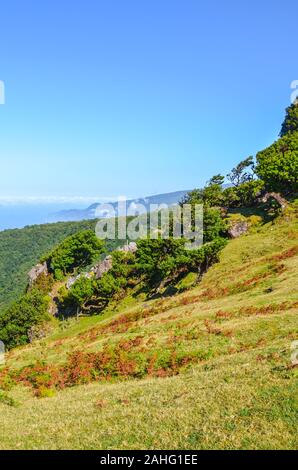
[0, 210, 297, 449]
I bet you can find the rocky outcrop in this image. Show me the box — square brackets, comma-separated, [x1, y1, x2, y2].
[92, 255, 113, 279]
[227, 220, 249, 238]
[66, 274, 82, 289]
[28, 322, 53, 342]
[28, 262, 48, 287]
[64, 260, 112, 290]
[91, 243, 137, 280]
[117, 242, 138, 254]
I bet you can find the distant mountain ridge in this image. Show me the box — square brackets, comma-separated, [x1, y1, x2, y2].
[48, 190, 190, 223]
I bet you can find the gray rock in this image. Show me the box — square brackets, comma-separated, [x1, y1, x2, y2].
[93, 255, 113, 279]
[28, 322, 53, 342]
[118, 242, 138, 253]
[28, 262, 48, 287]
[228, 221, 249, 238]
[92, 243, 137, 279]
[66, 274, 81, 289]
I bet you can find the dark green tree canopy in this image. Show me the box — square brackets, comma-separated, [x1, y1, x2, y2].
[208, 174, 225, 187]
[136, 237, 226, 285]
[256, 132, 298, 193]
[280, 101, 298, 137]
[44, 230, 104, 279]
[0, 289, 50, 349]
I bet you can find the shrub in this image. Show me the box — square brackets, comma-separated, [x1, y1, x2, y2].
[256, 132, 298, 194]
[203, 206, 226, 241]
[36, 386, 56, 398]
[248, 215, 263, 227]
[223, 180, 264, 207]
[44, 230, 104, 279]
[136, 237, 227, 285]
[110, 250, 137, 281]
[280, 101, 298, 137]
[0, 289, 50, 349]
[29, 272, 54, 294]
[0, 390, 18, 407]
[63, 276, 95, 311]
[61, 271, 124, 316]
[180, 190, 227, 240]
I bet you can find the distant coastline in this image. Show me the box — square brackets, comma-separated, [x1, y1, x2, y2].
[0, 202, 89, 231]
[0, 190, 190, 231]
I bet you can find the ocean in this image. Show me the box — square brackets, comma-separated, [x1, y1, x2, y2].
[0, 203, 89, 231]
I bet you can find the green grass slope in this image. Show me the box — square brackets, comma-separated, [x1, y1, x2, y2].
[0, 211, 297, 450]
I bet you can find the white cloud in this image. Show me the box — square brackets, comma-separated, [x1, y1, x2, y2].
[0, 196, 118, 206]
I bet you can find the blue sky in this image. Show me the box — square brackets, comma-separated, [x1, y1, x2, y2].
[0, 0, 297, 203]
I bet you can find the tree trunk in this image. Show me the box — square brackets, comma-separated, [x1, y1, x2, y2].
[260, 192, 288, 211]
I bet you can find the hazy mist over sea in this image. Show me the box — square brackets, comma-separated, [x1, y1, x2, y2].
[0, 202, 94, 231]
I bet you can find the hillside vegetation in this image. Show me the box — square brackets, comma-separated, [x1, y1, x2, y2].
[0, 209, 297, 449]
[0, 101, 297, 450]
[0, 219, 129, 311]
[0, 220, 97, 310]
